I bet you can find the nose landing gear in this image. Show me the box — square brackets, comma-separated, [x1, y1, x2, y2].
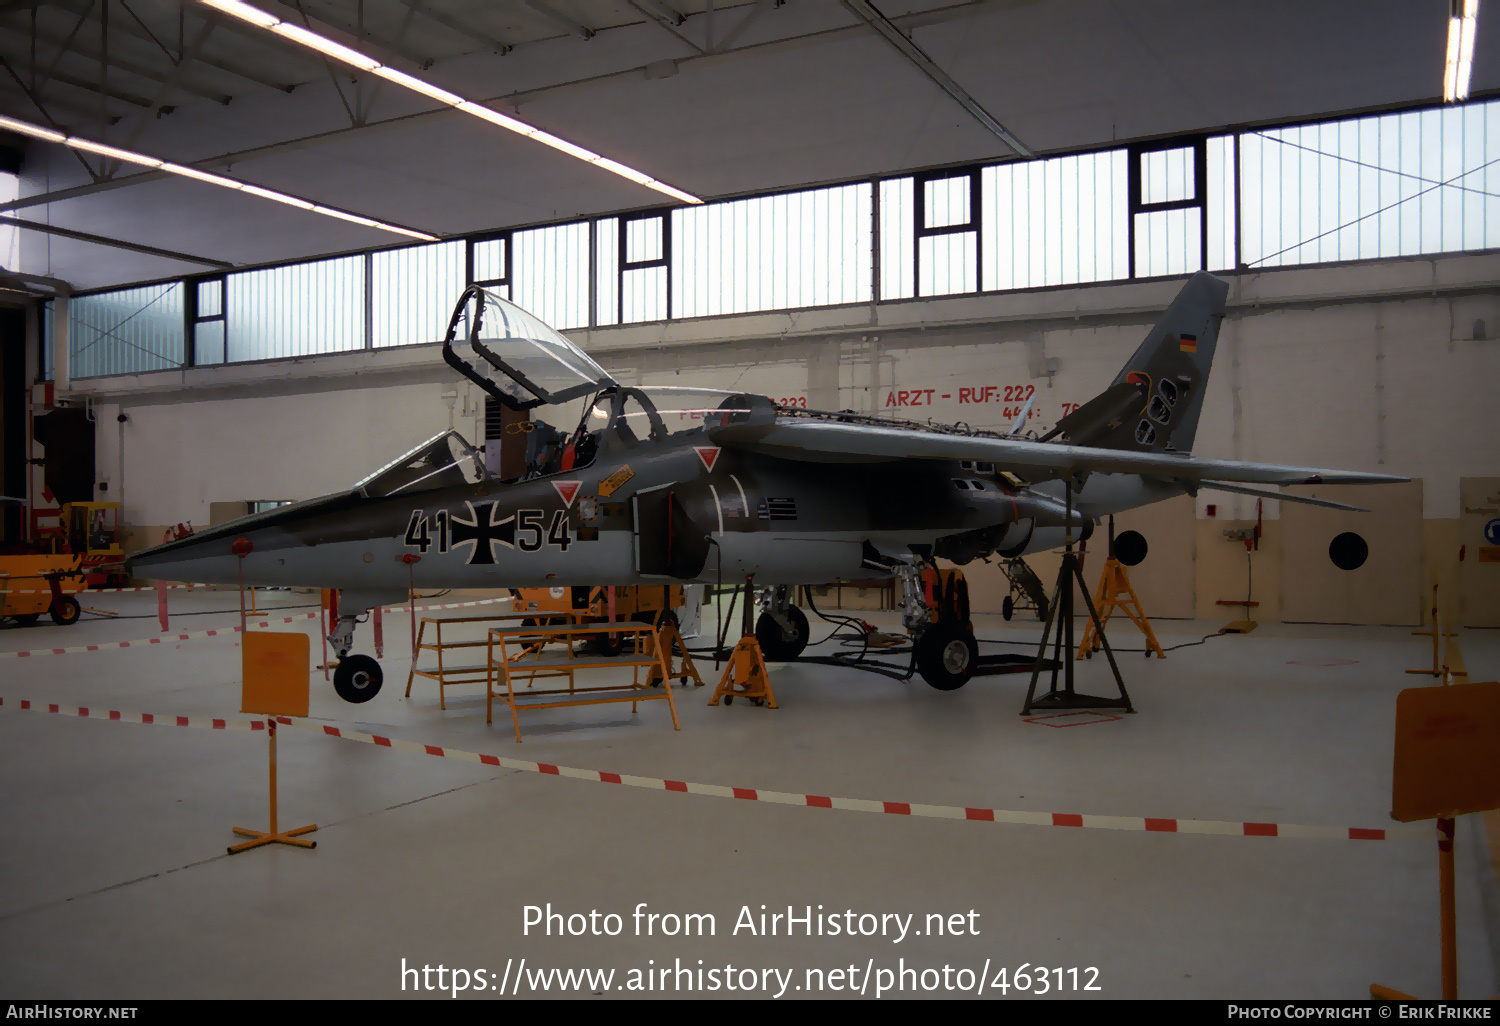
[755, 585, 810, 661]
[327, 604, 384, 704]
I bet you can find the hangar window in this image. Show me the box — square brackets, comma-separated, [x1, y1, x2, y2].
[49, 282, 186, 378]
[471, 235, 509, 291]
[982, 150, 1129, 290]
[227, 255, 364, 361]
[618, 212, 669, 324]
[674, 183, 873, 318]
[0, 169, 14, 271]
[38, 98, 1500, 383]
[915, 170, 979, 297]
[879, 176, 915, 300]
[1241, 102, 1500, 267]
[510, 222, 590, 331]
[1132, 140, 1207, 279]
[191, 278, 225, 366]
[372, 240, 465, 348]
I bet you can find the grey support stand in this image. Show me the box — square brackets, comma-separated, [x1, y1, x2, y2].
[1021, 479, 1135, 715]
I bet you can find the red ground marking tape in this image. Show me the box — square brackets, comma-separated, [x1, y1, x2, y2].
[0, 695, 1423, 842]
[1025, 712, 1125, 728]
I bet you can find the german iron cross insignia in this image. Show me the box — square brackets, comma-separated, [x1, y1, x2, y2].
[449, 501, 516, 565]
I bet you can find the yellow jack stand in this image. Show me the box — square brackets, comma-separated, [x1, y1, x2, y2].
[229, 718, 317, 854]
[644, 620, 704, 689]
[709, 635, 778, 708]
[1408, 583, 1461, 678]
[1077, 559, 1164, 660]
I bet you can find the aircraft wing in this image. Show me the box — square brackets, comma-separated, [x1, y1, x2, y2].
[708, 418, 1408, 488]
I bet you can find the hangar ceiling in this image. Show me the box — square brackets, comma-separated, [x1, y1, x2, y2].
[0, 0, 1487, 291]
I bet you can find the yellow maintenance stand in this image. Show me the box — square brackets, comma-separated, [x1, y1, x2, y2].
[1078, 522, 1164, 660]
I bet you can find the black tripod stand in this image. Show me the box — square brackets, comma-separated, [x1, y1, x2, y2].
[1021, 480, 1134, 715]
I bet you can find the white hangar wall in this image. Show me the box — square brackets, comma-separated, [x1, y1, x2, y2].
[84, 252, 1500, 625]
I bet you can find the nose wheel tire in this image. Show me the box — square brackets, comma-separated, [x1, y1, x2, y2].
[915, 624, 978, 691]
[333, 654, 383, 703]
[755, 606, 809, 661]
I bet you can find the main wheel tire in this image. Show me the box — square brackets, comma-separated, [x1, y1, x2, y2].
[1001, 595, 1014, 621]
[333, 654, 383, 703]
[756, 606, 809, 661]
[49, 596, 81, 626]
[916, 624, 978, 691]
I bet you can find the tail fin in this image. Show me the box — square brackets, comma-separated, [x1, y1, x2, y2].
[1041, 271, 1228, 454]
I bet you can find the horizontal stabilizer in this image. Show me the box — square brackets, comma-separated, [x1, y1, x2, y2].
[1194, 479, 1370, 512]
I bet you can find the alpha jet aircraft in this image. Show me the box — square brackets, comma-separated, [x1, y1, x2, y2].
[126, 273, 1405, 700]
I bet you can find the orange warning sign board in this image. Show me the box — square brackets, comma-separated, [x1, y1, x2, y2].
[241, 631, 310, 718]
[1391, 681, 1500, 822]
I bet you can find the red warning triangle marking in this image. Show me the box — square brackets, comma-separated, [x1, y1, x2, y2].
[552, 480, 582, 508]
[694, 447, 721, 473]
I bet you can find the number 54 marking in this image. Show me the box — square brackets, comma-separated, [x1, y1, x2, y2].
[516, 510, 573, 552]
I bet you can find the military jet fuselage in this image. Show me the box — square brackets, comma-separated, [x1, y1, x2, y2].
[126, 276, 1406, 701]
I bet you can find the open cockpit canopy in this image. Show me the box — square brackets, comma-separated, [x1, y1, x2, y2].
[356, 430, 489, 498]
[442, 286, 615, 411]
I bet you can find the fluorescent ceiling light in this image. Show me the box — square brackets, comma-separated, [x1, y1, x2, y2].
[159, 161, 246, 189]
[0, 115, 65, 143]
[1445, 0, 1480, 102]
[195, 0, 703, 204]
[455, 101, 536, 136]
[201, 0, 278, 29]
[274, 23, 381, 71]
[68, 137, 163, 167]
[1, 118, 438, 241]
[370, 65, 465, 107]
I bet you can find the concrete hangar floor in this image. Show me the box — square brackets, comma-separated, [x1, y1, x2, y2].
[0, 588, 1495, 1001]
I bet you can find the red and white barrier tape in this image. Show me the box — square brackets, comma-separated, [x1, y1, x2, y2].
[398, 597, 510, 613]
[0, 597, 508, 660]
[1, 583, 213, 595]
[1, 697, 265, 731]
[0, 611, 324, 658]
[0, 695, 1422, 842]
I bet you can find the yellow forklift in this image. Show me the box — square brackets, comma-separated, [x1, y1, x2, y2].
[0, 553, 85, 626]
[51, 502, 126, 587]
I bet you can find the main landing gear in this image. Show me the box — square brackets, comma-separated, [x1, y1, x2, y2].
[896, 561, 979, 691]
